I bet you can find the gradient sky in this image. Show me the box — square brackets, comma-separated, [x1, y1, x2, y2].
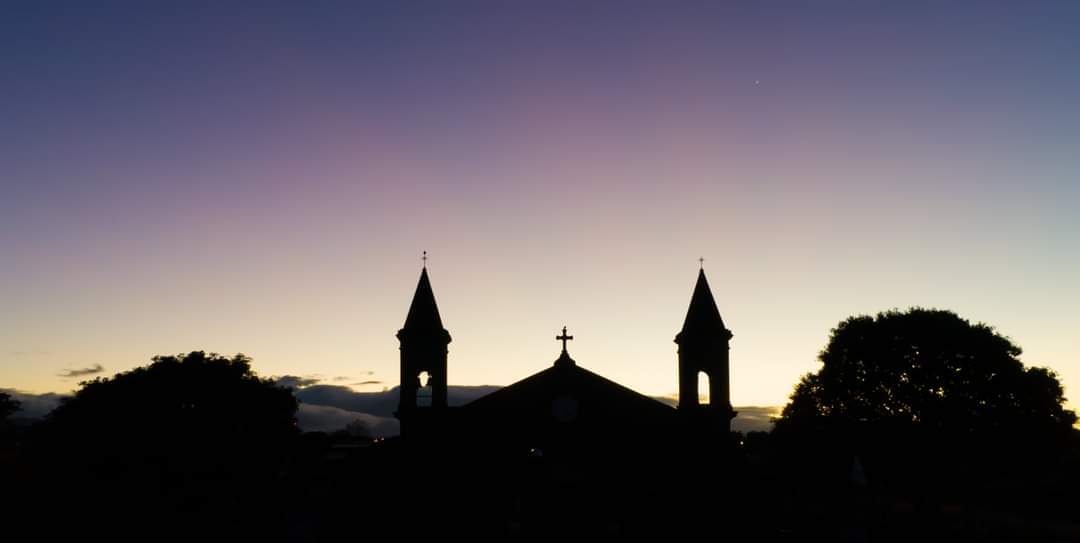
[3, 1, 1079, 409]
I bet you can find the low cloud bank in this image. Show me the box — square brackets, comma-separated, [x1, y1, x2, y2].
[731, 406, 780, 433]
[651, 396, 778, 433]
[287, 381, 778, 435]
[297, 404, 400, 436]
[276, 378, 500, 435]
[0, 389, 68, 421]
[3, 381, 779, 436]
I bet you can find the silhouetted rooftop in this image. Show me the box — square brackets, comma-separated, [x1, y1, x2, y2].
[463, 353, 674, 423]
[677, 269, 730, 340]
[401, 267, 446, 332]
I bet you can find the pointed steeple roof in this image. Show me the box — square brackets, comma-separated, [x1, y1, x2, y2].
[677, 269, 730, 339]
[402, 267, 445, 331]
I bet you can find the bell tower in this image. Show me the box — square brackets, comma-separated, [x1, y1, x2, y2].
[675, 265, 735, 431]
[396, 260, 451, 436]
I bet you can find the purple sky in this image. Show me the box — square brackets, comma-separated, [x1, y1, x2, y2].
[3, 1, 1079, 409]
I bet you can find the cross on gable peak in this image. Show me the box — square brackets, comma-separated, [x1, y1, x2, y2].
[556, 326, 574, 353]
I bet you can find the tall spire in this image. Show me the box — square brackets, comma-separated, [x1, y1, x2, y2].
[678, 268, 729, 338]
[402, 267, 445, 331]
[675, 266, 734, 424]
[396, 263, 451, 434]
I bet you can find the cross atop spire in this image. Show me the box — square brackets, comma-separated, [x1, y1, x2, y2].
[556, 326, 574, 353]
[699, 256, 704, 270]
[422, 250, 427, 268]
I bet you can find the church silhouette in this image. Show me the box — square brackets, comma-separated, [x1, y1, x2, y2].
[395, 263, 737, 442]
[380, 263, 757, 536]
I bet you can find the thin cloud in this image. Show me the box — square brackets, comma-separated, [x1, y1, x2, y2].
[57, 364, 104, 378]
[351, 380, 384, 386]
[276, 375, 322, 389]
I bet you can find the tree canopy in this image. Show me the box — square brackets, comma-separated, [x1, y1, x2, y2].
[20, 353, 300, 536]
[775, 308, 1076, 435]
[43, 351, 298, 455]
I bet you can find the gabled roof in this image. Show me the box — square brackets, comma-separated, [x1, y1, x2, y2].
[463, 358, 675, 424]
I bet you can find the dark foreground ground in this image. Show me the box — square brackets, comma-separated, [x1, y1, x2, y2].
[4, 429, 1080, 542]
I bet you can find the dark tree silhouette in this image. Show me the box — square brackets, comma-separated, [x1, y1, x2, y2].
[0, 391, 19, 445]
[766, 309, 1079, 537]
[776, 308, 1076, 434]
[44, 351, 298, 452]
[0, 392, 19, 420]
[19, 352, 300, 539]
